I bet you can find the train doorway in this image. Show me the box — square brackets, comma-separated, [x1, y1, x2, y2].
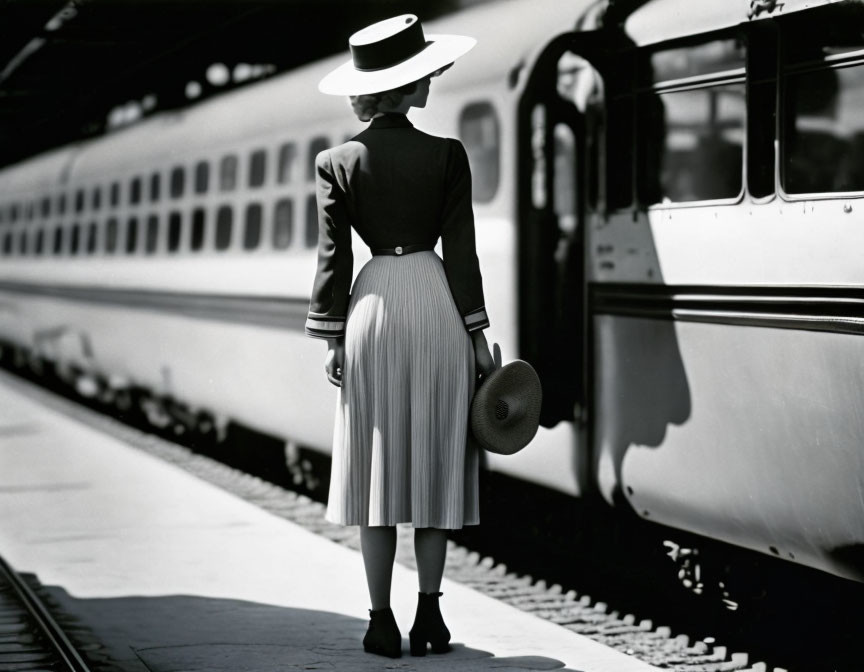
[517, 36, 600, 429]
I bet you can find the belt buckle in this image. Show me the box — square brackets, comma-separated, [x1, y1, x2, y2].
[395, 246, 403, 255]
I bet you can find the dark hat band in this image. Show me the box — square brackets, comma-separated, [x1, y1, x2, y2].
[350, 17, 429, 72]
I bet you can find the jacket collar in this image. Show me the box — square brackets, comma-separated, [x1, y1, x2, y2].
[368, 113, 413, 130]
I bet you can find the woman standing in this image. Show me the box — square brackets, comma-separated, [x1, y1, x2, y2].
[306, 14, 495, 659]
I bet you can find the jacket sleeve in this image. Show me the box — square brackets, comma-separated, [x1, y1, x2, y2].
[305, 149, 353, 339]
[440, 138, 490, 332]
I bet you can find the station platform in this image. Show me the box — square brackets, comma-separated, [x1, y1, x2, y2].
[0, 372, 660, 672]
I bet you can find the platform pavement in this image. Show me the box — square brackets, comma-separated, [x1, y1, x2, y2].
[0, 374, 661, 672]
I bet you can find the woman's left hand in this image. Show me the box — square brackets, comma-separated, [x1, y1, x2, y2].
[472, 330, 500, 384]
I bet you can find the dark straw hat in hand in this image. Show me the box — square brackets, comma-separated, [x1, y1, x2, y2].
[471, 344, 542, 455]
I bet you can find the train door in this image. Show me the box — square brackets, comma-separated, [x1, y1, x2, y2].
[517, 35, 601, 428]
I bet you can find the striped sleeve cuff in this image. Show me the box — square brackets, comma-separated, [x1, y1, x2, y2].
[305, 314, 346, 339]
[463, 306, 490, 332]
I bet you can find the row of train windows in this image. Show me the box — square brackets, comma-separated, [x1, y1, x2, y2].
[0, 198, 320, 258]
[0, 137, 327, 224]
[600, 15, 864, 208]
[0, 101, 503, 226]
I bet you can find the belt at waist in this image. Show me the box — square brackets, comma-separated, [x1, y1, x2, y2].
[371, 243, 435, 256]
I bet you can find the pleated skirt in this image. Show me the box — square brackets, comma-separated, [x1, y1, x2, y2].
[325, 250, 479, 529]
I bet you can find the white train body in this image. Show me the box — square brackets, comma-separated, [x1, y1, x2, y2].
[3, 0, 864, 584]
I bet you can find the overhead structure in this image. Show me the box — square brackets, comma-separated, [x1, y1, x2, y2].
[0, 0, 466, 169]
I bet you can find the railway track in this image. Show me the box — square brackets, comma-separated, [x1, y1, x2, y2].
[0, 368, 780, 672]
[0, 556, 93, 672]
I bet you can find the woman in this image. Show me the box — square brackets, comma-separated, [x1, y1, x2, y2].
[305, 14, 495, 659]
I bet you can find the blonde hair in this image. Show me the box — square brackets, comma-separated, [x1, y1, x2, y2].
[348, 81, 419, 122]
[347, 64, 454, 122]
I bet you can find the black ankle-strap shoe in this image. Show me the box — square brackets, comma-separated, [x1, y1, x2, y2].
[363, 607, 402, 658]
[409, 591, 451, 656]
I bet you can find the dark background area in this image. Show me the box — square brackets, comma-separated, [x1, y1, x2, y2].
[0, 0, 488, 169]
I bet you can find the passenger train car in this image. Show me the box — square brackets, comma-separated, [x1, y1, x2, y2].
[2, 0, 864, 584]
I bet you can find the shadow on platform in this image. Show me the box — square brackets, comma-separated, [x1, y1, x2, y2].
[45, 589, 584, 672]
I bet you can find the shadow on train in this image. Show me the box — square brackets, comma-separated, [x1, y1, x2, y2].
[33, 586, 582, 671]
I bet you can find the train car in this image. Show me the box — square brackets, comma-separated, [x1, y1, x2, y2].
[1, 0, 863, 584]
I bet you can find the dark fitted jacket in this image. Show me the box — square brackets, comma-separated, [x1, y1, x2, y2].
[305, 112, 490, 339]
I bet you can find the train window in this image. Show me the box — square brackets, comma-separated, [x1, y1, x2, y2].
[459, 102, 500, 203]
[307, 137, 330, 182]
[215, 206, 233, 250]
[150, 173, 161, 202]
[126, 217, 138, 254]
[130, 177, 142, 205]
[70, 224, 81, 255]
[277, 143, 297, 183]
[2, 233, 11, 255]
[554, 124, 578, 232]
[57, 193, 66, 215]
[88, 222, 99, 254]
[41, 196, 51, 218]
[635, 37, 746, 205]
[783, 64, 864, 194]
[145, 215, 159, 254]
[92, 187, 102, 211]
[305, 194, 318, 247]
[243, 203, 262, 250]
[195, 161, 209, 194]
[52, 226, 63, 255]
[10, 202, 19, 222]
[170, 167, 185, 198]
[105, 217, 118, 253]
[35, 229, 44, 255]
[191, 208, 206, 251]
[273, 198, 293, 249]
[75, 189, 85, 213]
[638, 85, 745, 203]
[249, 149, 267, 188]
[220, 156, 238, 191]
[168, 212, 182, 252]
[110, 182, 120, 207]
[645, 39, 745, 85]
[0, 206, 4, 224]
[782, 4, 864, 66]
[530, 104, 547, 209]
[18, 230, 27, 256]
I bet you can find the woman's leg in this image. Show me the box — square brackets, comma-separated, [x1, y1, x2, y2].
[414, 527, 448, 592]
[360, 525, 397, 610]
[410, 527, 451, 655]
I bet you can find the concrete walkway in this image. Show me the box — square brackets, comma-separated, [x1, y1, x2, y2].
[0, 373, 660, 671]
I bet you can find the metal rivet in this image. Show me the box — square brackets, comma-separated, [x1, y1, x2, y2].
[395, 246, 403, 255]
[844, 203, 853, 214]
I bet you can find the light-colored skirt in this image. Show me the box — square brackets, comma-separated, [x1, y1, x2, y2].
[325, 250, 479, 529]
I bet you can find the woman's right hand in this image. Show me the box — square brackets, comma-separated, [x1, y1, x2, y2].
[325, 337, 344, 387]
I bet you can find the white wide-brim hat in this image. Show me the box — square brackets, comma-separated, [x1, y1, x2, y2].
[319, 14, 476, 96]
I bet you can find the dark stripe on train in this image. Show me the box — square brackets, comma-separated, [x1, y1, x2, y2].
[0, 280, 309, 331]
[592, 284, 864, 337]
